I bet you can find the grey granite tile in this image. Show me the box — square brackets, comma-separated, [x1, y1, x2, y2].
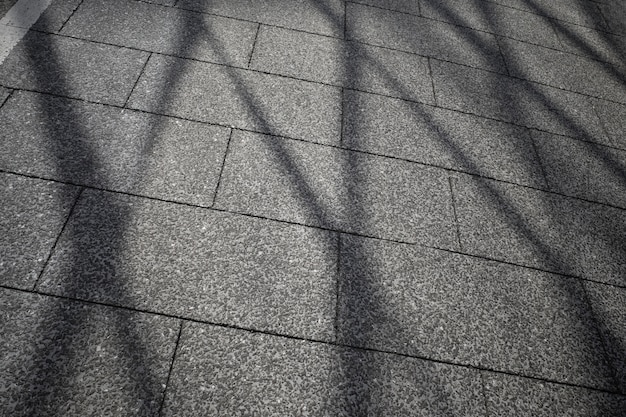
[214, 130, 458, 247]
[343, 89, 546, 187]
[31, 0, 83, 33]
[0, 31, 149, 106]
[351, 0, 421, 15]
[62, 0, 257, 67]
[452, 174, 626, 285]
[585, 282, 626, 394]
[551, 20, 626, 66]
[250, 26, 435, 103]
[431, 59, 608, 141]
[176, 0, 344, 37]
[337, 235, 615, 390]
[38, 189, 338, 341]
[532, 130, 626, 208]
[0, 172, 79, 289]
[599, 0, 626, 35]
[487, 0, 608, 29]
[483, 372, 626, 416]
[0, 288, 179, 417]
[0, 90, 230, 207]
[421, 0, 561, 49]
[161, 322, 486, 416]
[347, 2, 506, 72]
[127, 54, 341, 145]
[592, 99, 626, 150]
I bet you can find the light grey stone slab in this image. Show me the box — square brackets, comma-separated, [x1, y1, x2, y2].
[347, 2, 506, 72]
[62, 0, 258, 67]
[452, 174, 626, 285]
[483, 372, 626, 416]
[487, 0, 608, 29]
[0, 31, 149, 106]
[431, 59, 608, 141]
[337, 235, 615, 390]
[176, 0, 344, 37]
[161, 322, 486, 416]
[250, 26, 435, 103]
[127, 54, 341, 145]
[343, 89, 546, 187]
[38, 189, 338, 341]
[214, 130, 458, 247]
[351, 0, 421, 15]
[0, 288, 179, 417]
[532, 130, 626, 208]
[551, 20, 626, 67]
[31, 0, 83, 33]
[0, 172, 79, 289]
[592, 98, 626, 150]
[0, 90, 230, 207]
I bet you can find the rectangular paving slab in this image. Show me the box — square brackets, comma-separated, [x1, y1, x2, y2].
[486, 0, 608, 29]
[160, 322, 487, 416]
[551, 20, 626, 67]
[591, 98, 626, 150]
[37, 189, 338, 341]
[0, 90, 230, 207]
[337, 235, 615, 390]
[127, 54, 341, 145]
[213, 130, 458, 247]
[353, 0, 421, 15]
[31, 0, 83, 33]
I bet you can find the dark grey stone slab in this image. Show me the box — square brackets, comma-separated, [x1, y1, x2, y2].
[346, 2, 506, 73]
[487, 0, 608, 29]
[0, 288, 179, 417]
[176, 0, 344, 37]
[127, 54, 341, 145]
[0, 31, 149, 106]
[62, 0, 258, 67]
[0, 90, 230, 207]
[250, 26, 435, 103]
[161, 322, 486, 416]
[592, 99, 626, 150]
[31, 0, 83, 33]
[0, 172, 79, 289]
[452, 174, 626, 285]
[337, 235, 615, 390]
[38, 189, 338, 341]
[483, 372, 626, 416]
[599, 0, 626, 34]
[351, 0, 420, 15]
[214, 130, 458, 247]
[431, 59, 608, 141]
[551, 20, 626, 67]
[532, 130, 626, 208]
[343, 89, 546, 187]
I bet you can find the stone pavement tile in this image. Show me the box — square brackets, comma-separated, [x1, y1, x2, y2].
[343, 89, 546, 187]
[176, 0, 344, 37]
[451, 174, 626, 286]
[0, 288, 179, 417]
[500, 38, 626, 104]
[585, 282, 626, 394]
[598, 0, 626, 35]
[127, 54, 341, 145]
[351, 0, 421, 15]
[551, 20, 626, 66]
[337, 235, 615, 390]
[0, 172, 79, 289]
[214, 130, 458, 247]
[37, 189, 338, 341]
[346, 2, 506, 72]
[421, 0, 561, 49]
[592, 99, 626, 150]
[31, 0, 83, 33]
[0, 90, 230, 207]
[431, 59, 608, 141]
[161, 322, 486, 416]
[61, 0, 257, 67]
[249, 26, 435, 103]
[531, 130, 626, 208]
[0, 31, 149, 106]
[482, 372, 626, 416]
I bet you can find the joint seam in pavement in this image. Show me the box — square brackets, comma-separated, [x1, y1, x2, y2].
[527, 129, 551, 190]
[210, 128, 234, 208]
[157, 320, 184, 416]
[447, 176, 464, 251]
[56, 0, 85, 33]
[123, 51, 152, 109]
[246, 23, 261, 68]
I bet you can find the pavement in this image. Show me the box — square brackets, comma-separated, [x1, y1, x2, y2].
[1, 0, 626, 415]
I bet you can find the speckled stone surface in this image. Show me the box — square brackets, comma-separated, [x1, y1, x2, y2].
[214, 130, 458, 247]
[127, 54, 341, 145]
[0, 31, 149, 106]
[599, 0, 626, 35]
[0, 90, 230, 206]
[0, 288, 180, 417]
[337, 235, 615, 390]
[0, 0, 19, 16]
[250, 26, 435, 103]
[485, 0, 608, 29]
[532, 130, 626, 208]
[452, 174, 626, 286]
[346, 2, 506, 73]
[352, 0, 421, 15]
[38, 189, 338, 341]
[161, 322, 487, 416]
[0, 86, 10, 106]
[592, 99, 626, 150]
[482, 372, 626, 416]
[343, 89, 546, 187]
[61, 0, 258, 67]
[31, 0, 83, 33]
[0, 172, 79, 289]
[551, 20, 626, 67]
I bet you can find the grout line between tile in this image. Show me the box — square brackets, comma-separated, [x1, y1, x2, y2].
[157, 320, 185, 416]
[447, 176, 463, 252]
[247, 23, 261, 68]
[211, 129, 234, 208]
[123, 51, 152, 108]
